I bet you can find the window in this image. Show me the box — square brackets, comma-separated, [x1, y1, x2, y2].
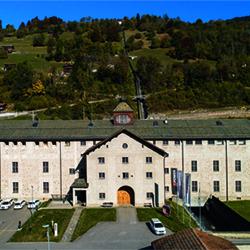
[43, 141, 48, 146]
[12, 162, 18, 173]
[195, 140, 202, 145]
[213, 160, 219, 172]
[99, 173, 105, 179]
[4, 141, 9, 146]
[235, 160, 241, 172]
[239, 140, 246, 145]
[122, 172, 129, 179]
[43, 162, 49, 173]
[122, 157, 129, 164]
[175, 140, 180, 145]
[217, 140, 224, 145]
[13, 141, 17, 146]
[21, 141, 26, 146]
[229, 140, 237, 145]
[213, 181, 220, 192]
[163, 140, 169, 146]
[65, 141, 70, 146]
[98, 157, 105, 164]
[52, 141, 56, 146]
[69, 168, 75, 174]
[192, 181, 198, 192]
[122, 143, 128, 149]
[43, 182, 49, 193]
[165, 186, 169, 192]
[164, 168, 169, 174]
[153, 140, 156, 145]
[146, 157, 152, 164]
[99, 193, 105, 199]
[13, 182, 18, 193]
[191, 161, 197, 172]
[236, 181, 242, 192]
[186, 140, 193, 145]
[146, 172, 153, 179]
[208, 140, 215, 145]
[35, 141, 39, 146]
[93, 141, 96, 145]
[80, 141, 86, 146]
[146, 192, 153, 199]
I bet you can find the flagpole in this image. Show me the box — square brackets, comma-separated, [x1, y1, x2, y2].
[199, 182, 201, 230]
[177, 177, 179, 217]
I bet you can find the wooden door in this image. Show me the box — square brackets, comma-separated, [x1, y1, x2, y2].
[117, 190, 130, 204]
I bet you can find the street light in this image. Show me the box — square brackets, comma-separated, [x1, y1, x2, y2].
[43, 224, 50, 250]
[31, 186, 33, 216]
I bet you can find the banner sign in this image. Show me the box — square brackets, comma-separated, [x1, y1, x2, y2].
[171, 168, 177, 195]
[177, 171, 183, 199]
[185, 173, 191, 205]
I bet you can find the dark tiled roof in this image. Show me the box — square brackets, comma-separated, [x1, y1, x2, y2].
[0, 119, 250, 141]
[71, 178, 87, 188]
[84, 128, 168, 157]
[151, 228, 238, 250]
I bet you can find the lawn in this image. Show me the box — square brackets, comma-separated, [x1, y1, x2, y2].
[224, 200, 250, 222]
[137, 200, 198, 233]
[8, 209, 74, 243]
[71, 208, 116, 242]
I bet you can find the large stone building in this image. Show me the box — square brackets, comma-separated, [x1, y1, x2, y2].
[0, 101, 250, 207]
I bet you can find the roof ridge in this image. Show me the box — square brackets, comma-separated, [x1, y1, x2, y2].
[191, 228, 207, 250]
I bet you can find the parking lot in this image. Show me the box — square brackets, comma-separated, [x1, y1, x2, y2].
[0, 205, 31, 243]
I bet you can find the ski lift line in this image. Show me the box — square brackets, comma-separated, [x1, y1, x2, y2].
[122, 27, 146, 120]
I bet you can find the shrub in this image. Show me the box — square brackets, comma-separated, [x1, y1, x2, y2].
[134, 33, 142, 39]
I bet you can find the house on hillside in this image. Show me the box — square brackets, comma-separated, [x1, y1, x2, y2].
[0, 45, 15, 53]
[4, 63, 16, 71]
[63, 64, 73, 74]
[0, 103, 7, 112]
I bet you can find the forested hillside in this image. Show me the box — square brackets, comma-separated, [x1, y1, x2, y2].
[0, 14, 250, 119]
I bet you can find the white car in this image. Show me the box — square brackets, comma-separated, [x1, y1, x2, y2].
[1, 199, 14, 210]
[28, 200, 40, 209]
[149, 218, 167, 235]
[14, 200, 26, 210]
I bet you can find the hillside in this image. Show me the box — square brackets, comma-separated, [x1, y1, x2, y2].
[0, 15, 250, 119]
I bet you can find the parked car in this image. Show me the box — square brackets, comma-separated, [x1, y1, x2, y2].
[149, 218, 166, 235]
[14, 200, 26, 210]
[1, 199, 14, 210]
[27, 200, 40, 209]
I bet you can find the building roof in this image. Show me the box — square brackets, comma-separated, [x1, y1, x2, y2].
[151, 227, 238, 250]
[71, 178, 88, 188]
[0, 119, 250, 141]
[83, 128, 168, 157]
[113, 102, 133, 112]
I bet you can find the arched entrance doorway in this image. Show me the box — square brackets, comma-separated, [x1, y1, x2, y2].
[117, 186, 135, 205]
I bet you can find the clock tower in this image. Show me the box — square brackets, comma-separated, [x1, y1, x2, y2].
[113, 99, 134, 126]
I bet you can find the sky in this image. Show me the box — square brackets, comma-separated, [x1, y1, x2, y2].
[1, 1, 250, 29]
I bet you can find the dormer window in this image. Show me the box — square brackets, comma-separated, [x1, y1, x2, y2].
[115, 114, 131, 124]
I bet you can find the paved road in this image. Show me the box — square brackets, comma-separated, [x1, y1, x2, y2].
[0, 205, 31, 244]
[0, 206, 172, 250]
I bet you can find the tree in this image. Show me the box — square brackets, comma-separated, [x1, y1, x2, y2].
[0, 32, 4, 42]
[54, 39, 64, 62]
[33, 33, 46, 46]
[0, 49, 8, 59]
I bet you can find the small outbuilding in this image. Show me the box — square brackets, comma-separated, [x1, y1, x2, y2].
[151, 227, 238, 250]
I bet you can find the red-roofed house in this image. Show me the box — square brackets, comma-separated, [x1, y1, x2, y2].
[151, 227, 238, 250]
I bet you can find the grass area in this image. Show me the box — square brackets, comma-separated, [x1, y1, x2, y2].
[71, 208, 116, 242]
[0, 115, 32, 121]
[8, 209, 74, 243]
[40, 199, 52, 208]
[137, 201, 198, 233]
[224, 200, 250, 222]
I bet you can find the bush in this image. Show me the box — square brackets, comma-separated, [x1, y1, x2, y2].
[134, 33, 142, 39]
[0, 49, 8, 59]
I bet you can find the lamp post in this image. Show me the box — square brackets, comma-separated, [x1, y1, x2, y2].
[31, 186, 33, 216]
[43, 224, 50, 250]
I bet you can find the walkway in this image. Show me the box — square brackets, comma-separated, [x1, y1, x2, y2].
[61, 206, 83, 242]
